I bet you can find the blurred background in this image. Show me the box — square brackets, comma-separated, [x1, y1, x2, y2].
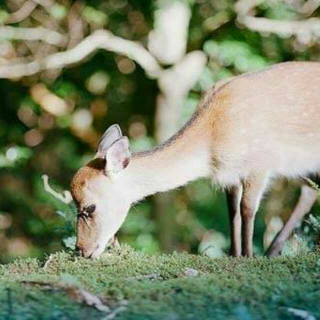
[1, 0, 320, 262]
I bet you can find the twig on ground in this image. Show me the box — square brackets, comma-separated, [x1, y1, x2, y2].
[21, 279, 128, 317]
[74, 288, 110, 312]
[284, 307, 316, 320]
[126, 273, 160, 281]
[21, 280, 110, 313]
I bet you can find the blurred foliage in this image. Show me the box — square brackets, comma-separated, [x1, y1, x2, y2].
[1, 0, 320, 262]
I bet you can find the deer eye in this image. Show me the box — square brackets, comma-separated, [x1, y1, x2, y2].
[85, 205, 96, 215]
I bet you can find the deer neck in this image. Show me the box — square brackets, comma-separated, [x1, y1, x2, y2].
[122, 125, 211, 203]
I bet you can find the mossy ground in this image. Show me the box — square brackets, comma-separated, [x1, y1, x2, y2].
[0, 245, 320, 320]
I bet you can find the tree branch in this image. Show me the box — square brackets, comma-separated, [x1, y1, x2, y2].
[0, 26, 66, 46]
[32, 0, 55, 10]
[300, 0, 320, 16]
[42, 174, 73, 204]
[239, 15, 320, 39]
[234, 0, 262, 17]
[5, 0, 38, 24]
[236, 0, 320, 44]
[0, 30, 162, 79]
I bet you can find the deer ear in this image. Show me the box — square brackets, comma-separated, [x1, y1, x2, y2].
[106, 137, 131, 174]
[97, 124, 122, 158]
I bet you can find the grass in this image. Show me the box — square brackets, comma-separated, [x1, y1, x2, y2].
[1, 245, 320, 320]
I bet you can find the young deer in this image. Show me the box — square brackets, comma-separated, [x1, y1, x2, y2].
[71, 61, 320, 259]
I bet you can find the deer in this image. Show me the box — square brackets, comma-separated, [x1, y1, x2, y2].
[71, 61, 320, 259]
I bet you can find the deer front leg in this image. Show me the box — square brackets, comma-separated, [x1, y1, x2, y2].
[226, 185, 243, 257]
[266, 184, 317, 257]
[241, 175, 269, 257]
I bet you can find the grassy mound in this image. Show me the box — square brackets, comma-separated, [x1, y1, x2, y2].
[1, 246, 320, 320]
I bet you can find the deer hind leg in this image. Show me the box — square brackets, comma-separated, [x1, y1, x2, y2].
[226, 185, 243, 257]
[266, 184, 317, 257]
[241, 174, 269, 257]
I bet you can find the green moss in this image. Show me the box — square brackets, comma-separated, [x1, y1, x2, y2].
[1, 246, 320, 320]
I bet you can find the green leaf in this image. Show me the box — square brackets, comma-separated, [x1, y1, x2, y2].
[62, 236, 76, 250]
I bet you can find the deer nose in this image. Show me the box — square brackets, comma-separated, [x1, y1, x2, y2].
[76, 244, 90, 258]
[76, 244, 83, 256]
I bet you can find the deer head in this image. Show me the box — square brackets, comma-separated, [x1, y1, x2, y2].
[71, 125, 132, 258]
